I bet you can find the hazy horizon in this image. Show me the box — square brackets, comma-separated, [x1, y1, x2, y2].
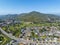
[0, 0, 60, 15]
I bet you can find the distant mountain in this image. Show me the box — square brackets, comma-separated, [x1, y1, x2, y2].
[17, 11, 60, 23]
[0, 11, 60, 23]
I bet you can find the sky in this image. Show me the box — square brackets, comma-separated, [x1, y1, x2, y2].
[0, 0, 60, 15]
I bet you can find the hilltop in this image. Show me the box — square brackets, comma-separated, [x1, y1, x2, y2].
[0, 11, 60, 23]
[17, 11, 60, 23]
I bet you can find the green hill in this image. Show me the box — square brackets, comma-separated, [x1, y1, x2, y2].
[0, 11, 60, 23]
[17, 11, 60, 23]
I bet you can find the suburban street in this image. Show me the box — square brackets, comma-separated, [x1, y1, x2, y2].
[0, 27, 37, 44]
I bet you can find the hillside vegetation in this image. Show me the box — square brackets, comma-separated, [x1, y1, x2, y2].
[17, 11, 60, 23]
[0, 11, 60, 23]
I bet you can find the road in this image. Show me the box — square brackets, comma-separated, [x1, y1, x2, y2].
[0, 27, 36, 44]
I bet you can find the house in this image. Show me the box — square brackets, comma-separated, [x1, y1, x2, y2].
[19, 43, 25, 45]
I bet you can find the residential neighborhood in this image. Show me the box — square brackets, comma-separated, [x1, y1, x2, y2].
[0, 20, 60, 45]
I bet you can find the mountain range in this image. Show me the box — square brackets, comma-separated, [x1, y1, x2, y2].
[0, 11, 60, 23]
